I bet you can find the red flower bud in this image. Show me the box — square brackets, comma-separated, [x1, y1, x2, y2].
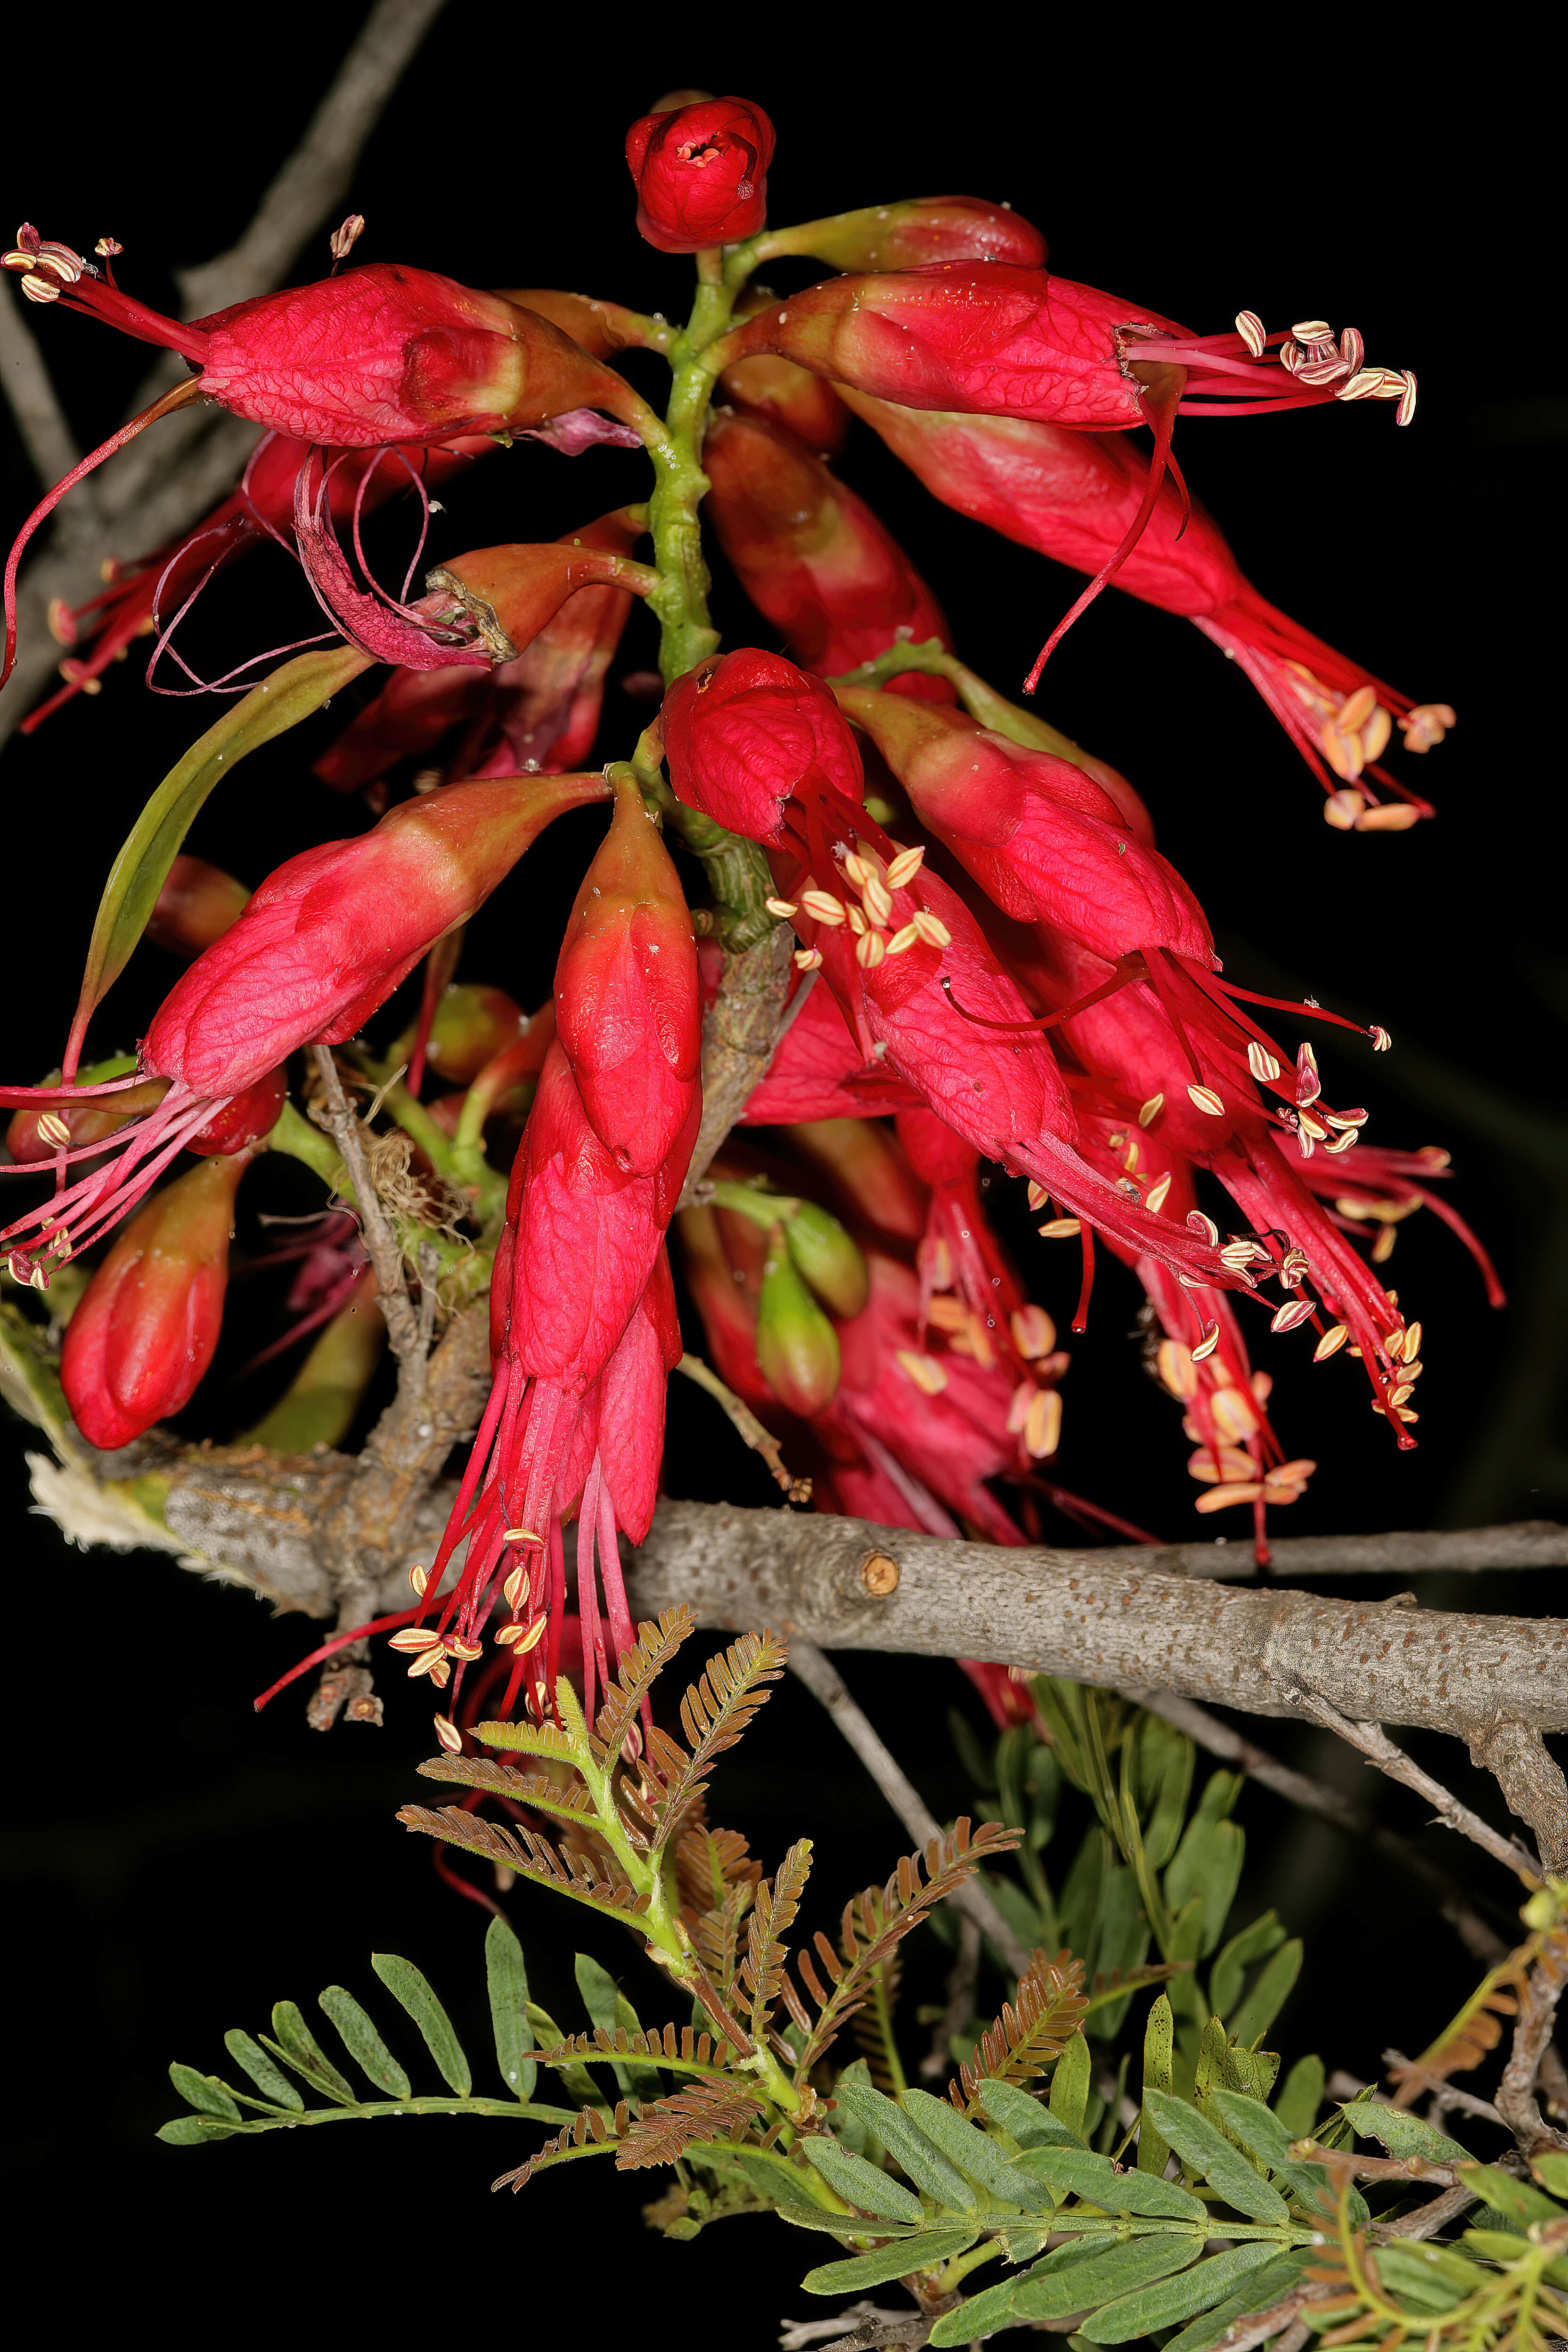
[147, 855, 252, 957]
[624, 97, 776, 253]
[719, 348, 850, 457]
[59, 1153, 247, 1449]
[424, 531, 657, 664]
[702, 409, 954, 698]
[662, 649, 865, 846]
[554, 772, 700, 1176]
[836, 689, 1213, 964]
[676, 1205, 770, 1405]
[147, 772, 608, 1100]
[761, 196, 1046, 273]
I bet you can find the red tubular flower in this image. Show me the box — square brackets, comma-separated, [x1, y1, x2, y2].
[26, 433, 495, 731]
[837, 390, 1451, 811]
[738, 978, 921, 1124]
[719, 347, 851, 458]
[663, 653, 1235, 1292]
[701, 408, 956, 700]
[1, 233, 652, 688]
[553, 770, 700, 1176]
[0, 774, 605, 1282]
[314, 509, 649, 794]
[59, 1152, 248, 1448]
[836, 689, 1213, 964]
[624, 97, 776, 252]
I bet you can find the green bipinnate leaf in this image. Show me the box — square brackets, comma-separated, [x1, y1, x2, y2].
[68, 644, 369, 1059]
[1143, 2089, 1289, 2222]
[1162, 2250, 1313, 2352]
[222, 2030, 302, 2111]
[1082, 2240, 1281, 2342]
[319, 1986, 411, 2099]
[803, 2226, 979, 2294]
[801, 2134, 924, 2223]
[485, 1916, 534, 2101]
[1012, 2232, 1203, 2322]
[1021, 2145, 1206, 2221]
[371, 1952, 471, 2098]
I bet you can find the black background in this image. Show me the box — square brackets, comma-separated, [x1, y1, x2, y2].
[1, 14, 1557, 2334]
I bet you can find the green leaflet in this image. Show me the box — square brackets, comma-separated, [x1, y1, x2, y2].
[1143, 2089, 1289, 2223]
[1230, 1941, 1302, 2048]
[829, 2084, 972, 2211]
[1209, 1912, 1286, 2022]
[1138, 1992, 1175, 2176]
[802, 2226, 980, 2295]
[264, 2001, 357, 2104]
[1021, 2145, 1206, 2222]
[1208, 2089, 1293, 2170]
[1459, 2164, 1564, 2224]
[1341, 2096, 1472, 2166]
[167, 2064, 242, 2121]
[222, 2030, 302, 2111]
[1532, 2152, 1568, 2198]
[1050, 2029, 1091, 2141]
[370, 1952, 471, 2098]
[929, 2271, 1027, 2345]
[1162, 2249, 1312, 2352]
[801, 2134, 925, 2223]
[67, 644, 369, 1060]
[573, 1952, 662, 2099]
[1012, 2231, 1203, 2321]
[1375, 2243, 1473, 2311]
[1135, 1717, 1195, 1872]
[485, 1917, 535, 2101]
[1081, 2239, 1281, 2342]
[1272, 2053, 1323, 2139]
[157, 2114, 234, 2146]
[975, 2076, 1084, 2150]
[837, 2083, 1046, 2213]
[319, 1987, 411, 2100]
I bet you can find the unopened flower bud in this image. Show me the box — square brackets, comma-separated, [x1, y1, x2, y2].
[146, 855, 251, 957]
[59, 1153, 248, 1448]
[782, 1200, 869, 1320]
[719, 348, 850, 456]
[663, 649, 865, 845]
[554, 771, 700, 1176]
[624, 97, 776, 253]
[756, 1221, 841, 1416]
[760, 196, 1045, 273]
[424, 530, 656, 662]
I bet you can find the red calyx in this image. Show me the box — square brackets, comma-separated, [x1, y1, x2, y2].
[625, 97, 776, 252]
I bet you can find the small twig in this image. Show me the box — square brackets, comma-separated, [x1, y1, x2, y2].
[920, 1912, 981, 2083]
[1381, 2053, 1503, 2128]
[1298, 1693, 1537, 1879]
[780, 2309, 931, 2352]
[1136, 1690, 1511, 1964]
[310, 1045, 422, 1366]
[1197, 2292, 1311, 2352]
[786, 1638, 1032, 1979]
[1291, 2140, 1459, 2187]
[1273, 2323, 1312, 2352]
[674, 1353, 811, 1501]
[1496, 1934, 1568, 2156]
[1369, 2180, 1481, 2242]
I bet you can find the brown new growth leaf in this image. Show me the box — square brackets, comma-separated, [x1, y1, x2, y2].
[742, 1838, 815, 2046]
[592, 1605, 698, 1766]
[1388, 1936, 1535, 2107]
[538, 2021, 744, 2074]
[396, 1801, 648, 1919]
[617, 2074, 768, 2170]
[678, 1822, 763, 2006]
[953, 1948, 1088, 2113]
[793, 1817, 1021, 2082]
[495, 2098, 632, 2194]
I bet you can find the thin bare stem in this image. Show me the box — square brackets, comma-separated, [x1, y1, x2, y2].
[1298, 1693, 1535, 1878]
[1496, 1935, 1568, 2156]
[786, 1637, 1032, 1978]
[675, 1353, 811, 1501]
[309, 1045, 422, 1370]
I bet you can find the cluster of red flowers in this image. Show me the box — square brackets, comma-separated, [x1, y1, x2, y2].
[1, 92, 1482, 1741]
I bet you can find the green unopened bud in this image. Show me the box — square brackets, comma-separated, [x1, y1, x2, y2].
[782, 1200, 868, 1319]
[395, 983, 526, 1087]
[756, 1222, 840, 1417]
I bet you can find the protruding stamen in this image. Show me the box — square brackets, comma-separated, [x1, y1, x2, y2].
[502, 1563, 527, 1613]
[1314, 1323, 1349, 1361]
[1370, 1026, 1392, 1052]
[1323, 788, 1366, 828]
[1402, 703, 1456, 753]
[1185, 1210, 1220, 1245]
[1191, 1322, 1220, 1362]
[862, 874, 894, 926]
[885, 924, 919, 955]
[1291, 319, 1333, 343]
[911, 910, 951, 949]
[329, 214, 366, 262]
[1010, 1305, 1056, 1359]
[1246, 1041, 1282, 1085]
[765, 896, 798, 917]
[1295, 1043, 1321, 1105]
[793, 946, 823, 970]
[1137, 1092, 1164, 1127]
[1187, 1083, 1225, 1116]
[1271, 1298, 1316, 1332]
[885, 845, 925, 888]
[800, 888, 848, 926]
[1144, 1172, 1172, 1214]
[408, 1563, 429, 1597]
[1396, 372, 1417, 426]
[433, 1716, 462, 1753]
[1038, 1217, 1080, 1239]
[1235, 310, 1266, 358]
[1027, 1182, 1048, 1211]
[855, 929, 887, 969]
[896, 1349, 947, 1395]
